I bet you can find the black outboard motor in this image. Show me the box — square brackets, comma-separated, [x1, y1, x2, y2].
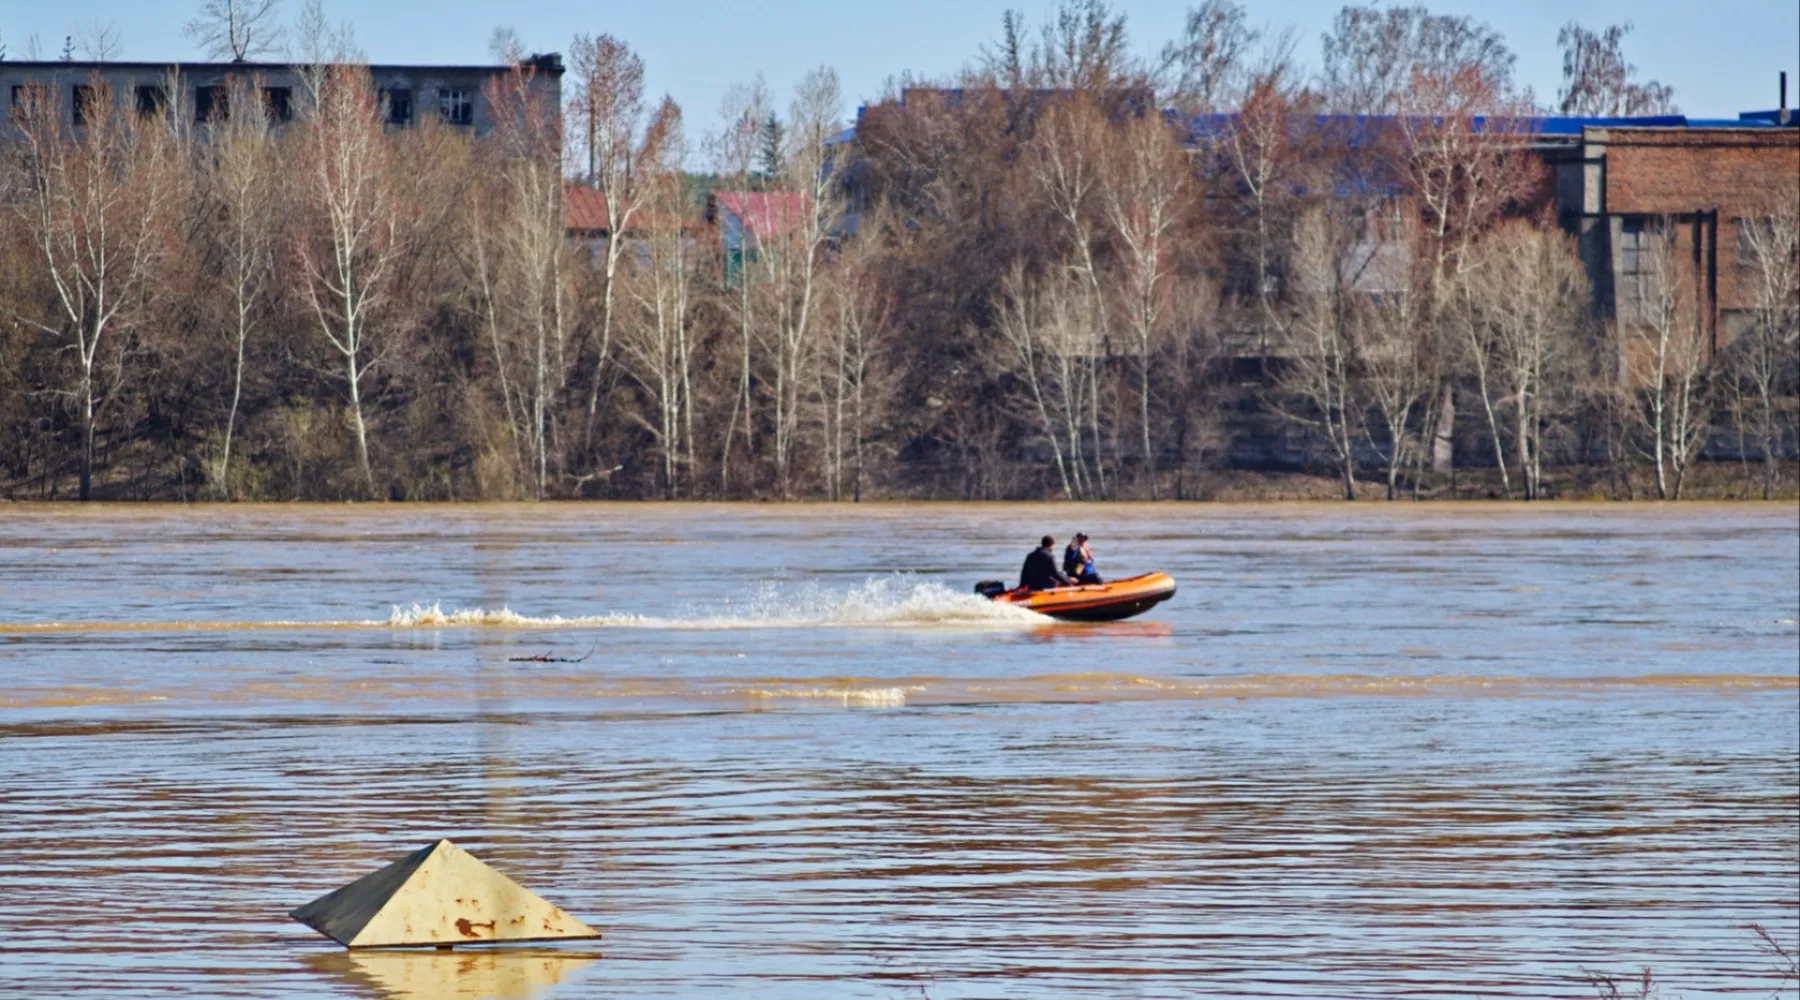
[973, 580, 1008, 600]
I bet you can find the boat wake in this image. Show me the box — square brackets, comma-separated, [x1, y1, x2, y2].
[385, 578, 1045, 630]
[2, 578, 1048, 635]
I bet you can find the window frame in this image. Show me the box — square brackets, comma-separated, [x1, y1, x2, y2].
[1616, 216, 1660, 323]
[438, 88, 473, 126]
[1617, 217, 1652, 279]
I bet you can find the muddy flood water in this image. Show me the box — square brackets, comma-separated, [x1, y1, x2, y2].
[0, 503, 1795, 999]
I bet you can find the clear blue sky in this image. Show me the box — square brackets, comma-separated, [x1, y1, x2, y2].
[8, 0, 1797, 135]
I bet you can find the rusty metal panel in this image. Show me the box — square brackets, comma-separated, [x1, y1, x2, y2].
[291, 839, 602, 948]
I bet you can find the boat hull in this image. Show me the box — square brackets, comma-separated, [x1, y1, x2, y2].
[989, 572, 1177, 622]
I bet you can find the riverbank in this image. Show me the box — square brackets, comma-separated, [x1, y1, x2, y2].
[1183, 461, 1800, 502]
[6, 460, 1796, 502]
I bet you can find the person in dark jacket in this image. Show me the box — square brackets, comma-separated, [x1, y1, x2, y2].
[1020, 536, 1074, 591]
[1063, 532, 1102, 584]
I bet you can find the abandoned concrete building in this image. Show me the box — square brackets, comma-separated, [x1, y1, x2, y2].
[1, 55, 562, 135]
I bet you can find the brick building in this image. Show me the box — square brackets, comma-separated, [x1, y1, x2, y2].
[849, 91, 1797, 357]
[1547, 123, 1800, 353]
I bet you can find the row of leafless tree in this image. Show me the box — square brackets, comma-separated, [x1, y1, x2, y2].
[846, 1, 1797, 501]
[0, 0, 1793, 501]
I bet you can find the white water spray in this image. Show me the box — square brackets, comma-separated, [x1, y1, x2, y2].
[384, 577, 1044, 631]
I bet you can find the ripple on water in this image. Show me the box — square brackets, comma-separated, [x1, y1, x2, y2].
[0, 504, 1795, 999]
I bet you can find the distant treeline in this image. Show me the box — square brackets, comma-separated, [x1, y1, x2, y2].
[0, 1, 1794, 501]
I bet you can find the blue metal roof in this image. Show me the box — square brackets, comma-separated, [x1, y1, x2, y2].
[1530, 114, 1691, 135]
[843, 103, 1794, 147]
[1173, 111, 1781, 144]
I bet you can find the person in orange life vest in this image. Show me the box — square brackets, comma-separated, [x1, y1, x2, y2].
[1063, 533, 1102, 584]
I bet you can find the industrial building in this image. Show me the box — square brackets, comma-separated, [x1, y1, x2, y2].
[851, 83, 1799, 354]
[2, 55, 562, 135]
[1544, 116, 1798, 352]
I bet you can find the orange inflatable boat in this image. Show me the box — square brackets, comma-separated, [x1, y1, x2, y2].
[974, 572, 1178, 622]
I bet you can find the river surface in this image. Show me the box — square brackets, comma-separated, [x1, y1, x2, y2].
[0, 503, 1795, 999]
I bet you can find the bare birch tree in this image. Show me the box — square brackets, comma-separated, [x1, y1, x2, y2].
[74, 22, 125, 62]
[992, 265, 1101, 499]
[1393, 63, 1540, 493]
[202, 76, 276, 495]
[1028, 98, 1112, 495]
[1218, 44, 1311, 358]
[187, 0, 285, 61]
[10, 78, 168, 500]
[1321, 3, 1515, 116]
[1159, 0, 1259, 111]
[480, 61, 569, 498]
[1280, 205, 1362, 500]
[292, 0, 355, 66]
[1100, 109, 1186, 498]
[1626, 219, 1712, 499]
[618, 98, 697, 498]
[986, 0, 1135, 91]
[466, 183, 529, 492]
[291, 0, 359, 106]
[821, 214, 893, 502]
[1164, 278, 1225, 498]
[568, 34, 661, 455]
[1730, 201, 1800, 498]
[712, 77, 772, 495]
[487, 26, 525, 64]
[294, 65, 400, 496]
[1352, 216, 1430, 500]
[1556, 22, 1677, 116]
[764, 66, 844, 499]
[1458, 263, 1513, 496]
[1465, 222, 1588, 499]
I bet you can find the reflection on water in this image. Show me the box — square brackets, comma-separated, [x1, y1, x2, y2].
[307, 948, 600, 1000]
[0, 503, 1794, 999]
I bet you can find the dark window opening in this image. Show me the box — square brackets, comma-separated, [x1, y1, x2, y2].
[195, 85, 229, 124]
[262, 87, 292, 122]
[136, 85, 168, 118]
[71, 85, 98, 127]
[380, 87, 413, 125]
[10, 84, 50, 123]
[439, 88, 473, 126]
